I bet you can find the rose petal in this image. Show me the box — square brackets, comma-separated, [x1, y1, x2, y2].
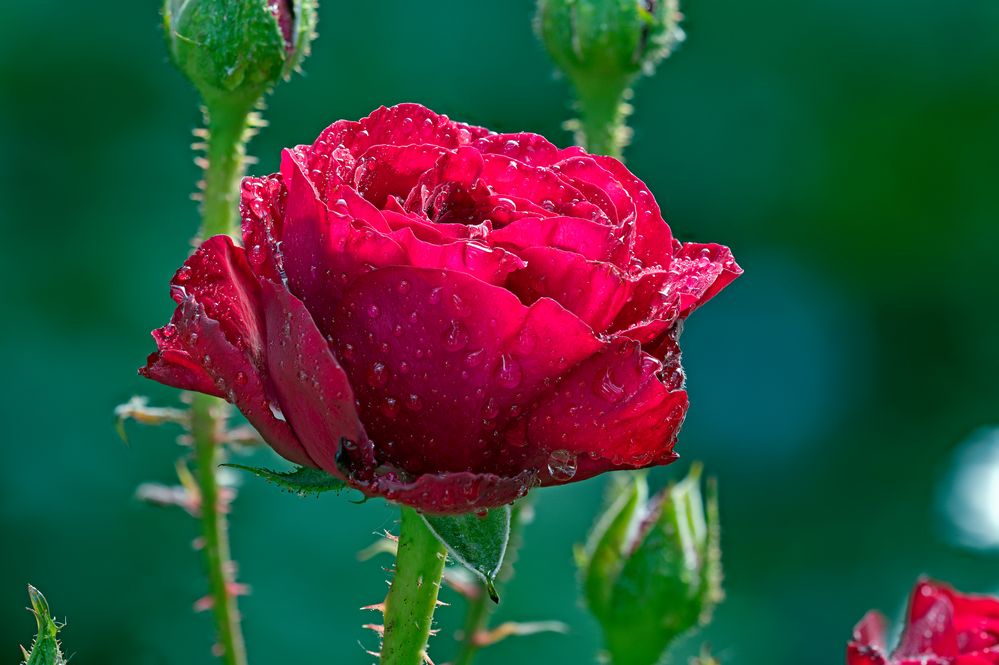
[507, 246, 634, 333]
[354, 469, 537, 515]
[261, 280, 368, 475]
[527, 338, 687, 484]
[325, 266, 604, 478]
[487, 215, 627, 264]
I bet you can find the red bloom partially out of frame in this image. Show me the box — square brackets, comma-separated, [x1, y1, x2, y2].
[141, 104, 740, 513]
[849, 580, 999, 664]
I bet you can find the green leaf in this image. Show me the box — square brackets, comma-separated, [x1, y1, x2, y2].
[21, 586, 66, 665]
[225, 464, 346, 496]
[421, 506, 512, 603]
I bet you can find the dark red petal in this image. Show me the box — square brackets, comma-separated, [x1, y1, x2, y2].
[853, 611, 890, 650]
[240, 174, 287, 282]
[895, 581, 960, 658]
[314, 103, 490, 161]
[591, 155, 674, 269]
[487, 215, 627, 264]
[278, 149, 406, 331]
[507, 246, 633, 333]
[553, 156, 635, 225]
[526, 337, 686, 484]
[614, 243, 743, 345]
[141, 244, 312, 468]
[352, 469, 537, 515]
[261, 280, 367, 476]
[471, 132, 583, 166]
[325, 266, 603, 479]
[353, 143, 448, 208]
[388, 227, 524, 285]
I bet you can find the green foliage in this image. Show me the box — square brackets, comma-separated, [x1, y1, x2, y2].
[421, 506, 512, 603]
[20, 587, 66, 665]
[163, 0, 317, 108]
[577, 467, 722, 665]
[226, 463, 347, 496]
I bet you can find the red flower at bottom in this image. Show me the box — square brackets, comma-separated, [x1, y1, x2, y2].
[849, 580, 999, 665]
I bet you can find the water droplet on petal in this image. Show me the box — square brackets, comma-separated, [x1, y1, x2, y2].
[405, 393, 423, 411]
[444, 320, 469, 350]
[161, 323, 178, 340]
[463, 348, 485, 368]
[367, 362, 389, 388]
[366, 304, 381, 319]
[176, 265, 193, 283]
[547, 449, 577, 481]
[380, 397, 400, 419]
[397, 279, 412, 295]
[497, 354, 522, 388]
[269, 402, 287, 422]
[594, 367, 625, 403]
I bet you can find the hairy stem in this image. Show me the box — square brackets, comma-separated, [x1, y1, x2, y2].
[574, 79, 632, 159]
[201, 98, 255, 239]
[187, 98, 256, 664]
[381, 508, 448, 665]
[191, 393, 246, 665]
[451, 502, 531, 665]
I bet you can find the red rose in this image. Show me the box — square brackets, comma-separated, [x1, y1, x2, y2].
[141, 104, 740, 513]
[848, 580, 999, 665]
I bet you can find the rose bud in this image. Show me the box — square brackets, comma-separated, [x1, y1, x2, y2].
[848, 579, 999, 664]
[140, 103, 741, 514]
[576, 465, 722, 665]
[536, 0, 684, 153]
[164, 0, 317, 105]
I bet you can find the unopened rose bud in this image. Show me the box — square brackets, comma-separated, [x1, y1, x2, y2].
[164, 0, 317, 106]
[535, 0, 684, 156]
[576, 465, 722, 665]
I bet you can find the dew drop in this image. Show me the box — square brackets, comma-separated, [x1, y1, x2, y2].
[497, 354, 522, 388]
[397, 279, 412, 295]
[463, 348, 485, 368]
[176, 265, 193, 283]
[367, 362, 389, 388]
[405, 393, 423, 411]
[161, 323, 178, 340]
[594, 367, 625, 403]
[547, 449, 578, 481]
[444, 320, 469, 351]
[366, 304, 381, 319]
[380, 397, 400, 419]
[269, 402, 287, 422]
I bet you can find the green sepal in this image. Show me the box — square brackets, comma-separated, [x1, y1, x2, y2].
[421, 506, 512, 603]
[287, 0, 319, 77]
[576, 472, 648, 617]
[21, 586, 66, 665]
[578, 465, 723, 665]
[225, 463, 347, 496]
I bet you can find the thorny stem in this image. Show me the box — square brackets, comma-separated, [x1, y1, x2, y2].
[451, 502, 531, 665]
[201, 97, 256, 239]
[573, 78, 632, 159]
[189, 97, 256, 665]
[191, 393, 246, 665]
[381, 507, 448, 665]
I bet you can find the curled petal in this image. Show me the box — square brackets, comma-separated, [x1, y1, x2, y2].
[488, 215, 626, 264]
[261, 280, 367, 475]
[507, 246, 633, 333]
[353, 469, 537, 516]
[141, 242, 312, 466]
[527, 339, 687, 484]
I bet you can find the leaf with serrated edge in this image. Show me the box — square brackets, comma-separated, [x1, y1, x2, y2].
[225, 464, 345, 495]
[421, 506, 512, 603]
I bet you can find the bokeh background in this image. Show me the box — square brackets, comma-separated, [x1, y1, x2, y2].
[2, 0, 998, 663]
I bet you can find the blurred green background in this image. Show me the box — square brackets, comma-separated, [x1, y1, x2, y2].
[2, 1, 998, 663]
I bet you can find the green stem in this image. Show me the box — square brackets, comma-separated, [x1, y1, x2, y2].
[191, 393, 247, 665]
[201, 98, 255, 238]
[187, 93, 257, 665]
[381, 508, 448, 665]
[452, 501, 531, 665]
[573, 79, 632, 159]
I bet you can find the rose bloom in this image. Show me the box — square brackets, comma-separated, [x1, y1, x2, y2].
[849, 580, 999, 664]
[142, 104, 740, 513]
